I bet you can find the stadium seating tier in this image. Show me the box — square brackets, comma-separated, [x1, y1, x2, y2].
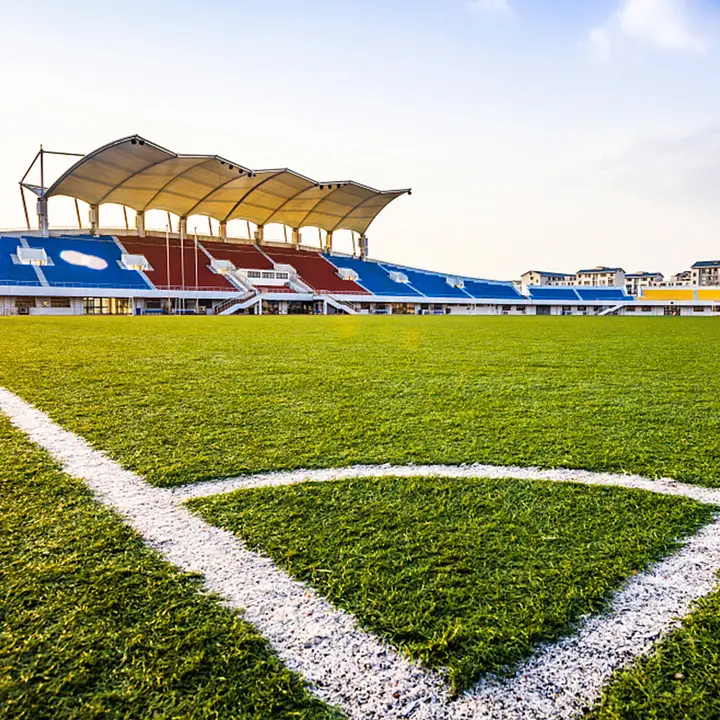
[0, 236, 42, 286]
[527, 287, 580, 301]
[120, 236, 234, 291]
[462, 279, 524, 300]
[575, 288, 628, 301]
[200, 241, 274, 271]
[265, 247, 368, 294]
[324, 255, 423, 296]
[640, 289, 695, 301]
[379, 263, 472, 299]
[24, 235, 151, 289]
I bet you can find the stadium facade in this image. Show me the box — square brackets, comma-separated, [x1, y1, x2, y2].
[2, 135, 719, 317]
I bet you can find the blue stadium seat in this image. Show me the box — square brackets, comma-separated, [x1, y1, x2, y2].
[23, 235, 152, 289]
[462, 279, 524, 300]
[324, 255, 423, 296]
[0, 236, 43, 286]
[528, 287, 581, 301]
[379, 263, 471, 299]
[575, 288, 628, 301]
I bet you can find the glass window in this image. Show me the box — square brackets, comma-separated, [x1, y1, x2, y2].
[83, 297, 130, 315]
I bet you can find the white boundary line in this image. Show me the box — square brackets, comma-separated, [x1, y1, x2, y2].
[2, 385, 720, 720]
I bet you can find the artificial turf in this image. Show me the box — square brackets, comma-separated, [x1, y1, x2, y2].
[187, 475, 715, 693]
[590, 588, 720, 719]
[0, 416, 339, 720]
[0, 316, 719, 487]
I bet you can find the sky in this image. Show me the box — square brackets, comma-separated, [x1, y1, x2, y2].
[1, 0, 720, 280]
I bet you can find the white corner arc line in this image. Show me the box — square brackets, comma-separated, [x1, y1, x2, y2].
[1, 385, 720, 720]
[171, 463, 720, 506]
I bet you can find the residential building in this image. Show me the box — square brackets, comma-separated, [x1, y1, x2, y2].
[691, 261, 720, 286]
[661, 270, 692, 287]
[575, 267, 626, 287]
[521, 270, 575, 286]
[625, 271, 664, 297]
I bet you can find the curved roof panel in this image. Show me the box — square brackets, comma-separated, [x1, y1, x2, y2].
[45, 135, 409, 234]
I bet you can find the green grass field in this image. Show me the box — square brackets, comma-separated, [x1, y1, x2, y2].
[189, 475, 714, 692]
[0, 415, 338, 720]
[0, 316, 718, 487]
[3, 315, 720, 718]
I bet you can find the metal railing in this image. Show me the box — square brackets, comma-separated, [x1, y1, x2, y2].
[0, 280, 149, 290]
[213, 291, 256, 315]
[0, 280, 44, 287]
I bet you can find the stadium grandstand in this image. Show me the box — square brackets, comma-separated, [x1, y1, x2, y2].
[2, 134, 720, 317]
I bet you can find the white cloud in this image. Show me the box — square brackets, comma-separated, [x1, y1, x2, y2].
[585, 0, 706, 59]
[466, 0, 511, 14]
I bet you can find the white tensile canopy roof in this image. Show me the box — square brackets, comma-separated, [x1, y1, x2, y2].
[44, 136, 410, 235]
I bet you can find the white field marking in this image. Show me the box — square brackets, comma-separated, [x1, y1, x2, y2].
[171, 462, 720, 505]
[2, 385, 720, 720]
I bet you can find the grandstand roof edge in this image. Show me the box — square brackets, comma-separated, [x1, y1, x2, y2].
[40, 136, 411, 235]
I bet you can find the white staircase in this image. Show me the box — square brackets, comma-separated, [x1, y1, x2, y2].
[214, 291, 260, 315]
[288, 276, 314, 294]
[598, 304, 625, 316]
[324, 296, 358, 315]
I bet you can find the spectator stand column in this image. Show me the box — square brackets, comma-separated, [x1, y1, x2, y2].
[136, 211, 146, 238]
[36, 196, 49, 237]
[179, 217, 188, 312]
[89, 204, 99, 236]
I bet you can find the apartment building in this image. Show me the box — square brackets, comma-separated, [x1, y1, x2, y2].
[575, 267, 626, 287]
[625, 271, 664, 296]
[691, 261, 720, 286]
[521, 270, 576, 286]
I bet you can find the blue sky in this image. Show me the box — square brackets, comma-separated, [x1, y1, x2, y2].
[2, 0, 720, 278]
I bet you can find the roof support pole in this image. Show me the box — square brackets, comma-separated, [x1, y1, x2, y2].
[254, 224, 265, 246]
[37, 196, 49, 237]
[219, 220, 227, 241]
[136, 211, 146, 238]
[89, 204, 99, 236]
[324, 231, 333, 254]
[39, 146, 48, 235]
[291, 228, 300, 248]
[359, 234, 368, 260]
[75, 199, 82, 229]
[20, 184, 30, 230]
